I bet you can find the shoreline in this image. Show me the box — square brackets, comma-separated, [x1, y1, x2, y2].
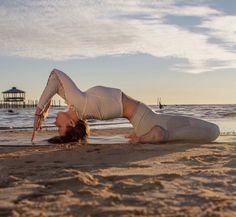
[0, 128, 235, 216]
[0, 126, 235, 147]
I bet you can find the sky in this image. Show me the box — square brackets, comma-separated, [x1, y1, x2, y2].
[0, 0, 236, 105]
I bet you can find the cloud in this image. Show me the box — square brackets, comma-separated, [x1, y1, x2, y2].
[1, 0, 236, 73]
[200, 15, 236, 44]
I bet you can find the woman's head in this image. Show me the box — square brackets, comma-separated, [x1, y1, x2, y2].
[48, 111, 89, 144]
[54, 111, 75, 136]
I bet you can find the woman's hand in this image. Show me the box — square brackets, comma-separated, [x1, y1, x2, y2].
[31, 107, 43, 143]
[31, 101, 51, 143]
[31, 114, 43, 142]
[126, 133, 140, 144]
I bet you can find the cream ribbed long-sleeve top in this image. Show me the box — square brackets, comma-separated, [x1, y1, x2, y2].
[37, 69, 123, 120]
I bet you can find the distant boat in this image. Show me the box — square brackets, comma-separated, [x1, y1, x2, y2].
[157, 97, 164, 109]
[8, 109, 14, 113]
[6, 109, 19, 115]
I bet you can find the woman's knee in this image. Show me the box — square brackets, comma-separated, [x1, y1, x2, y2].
[208, 124, 220, 142]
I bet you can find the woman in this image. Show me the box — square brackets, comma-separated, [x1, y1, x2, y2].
[32, 69, 220, 144]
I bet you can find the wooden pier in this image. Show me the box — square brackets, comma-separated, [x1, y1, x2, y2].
[1, 87, 62, 109]
[0, 99, 62, 109]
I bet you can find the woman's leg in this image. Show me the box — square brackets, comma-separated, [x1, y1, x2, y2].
[129, 102, 220, 143]
[137, 115, 220, 143]
[167, 116, 220, 142]
[139, 121, 219, 143]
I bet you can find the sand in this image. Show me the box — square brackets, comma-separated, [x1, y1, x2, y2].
[0, 128, 235, 217]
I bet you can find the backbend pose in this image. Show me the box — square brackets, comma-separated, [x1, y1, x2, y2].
[32, 69, 220, 143]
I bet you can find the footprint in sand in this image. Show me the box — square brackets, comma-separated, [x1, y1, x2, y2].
[0, 207, 13, 217]
[160, 161, 176, 164]
[156, 173, 182, 181]
[86, 148, 101, 153]
[0, 175, 21, 186]
[201, 155, 219, 162]
[179, 154, 227, 166]
[111, 178, 164, 194]
[199, 154, 229, 163]
[37, 172, 98, 189]
[105, 174, 171, 193]
[225, 169, 236, 175]
[24, 160, 35, 164]
[224, 159, 236, 168]
[105, 175, 150, 182]
[53, 160, 64, 164]
[128, 164, 150, 168]
[179, 156, 204, 166]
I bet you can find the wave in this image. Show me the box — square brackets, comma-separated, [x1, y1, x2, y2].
[220, 131, 236, 136]
[223, 112, 236, 118]
[0, 126, 54, 130]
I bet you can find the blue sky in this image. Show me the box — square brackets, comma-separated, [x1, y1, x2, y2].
[0, 0, 236, 104]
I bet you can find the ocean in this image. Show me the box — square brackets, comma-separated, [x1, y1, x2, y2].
[0, 104, 236, 136]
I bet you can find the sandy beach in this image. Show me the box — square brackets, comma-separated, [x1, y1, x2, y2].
[0, 128, 235, 217]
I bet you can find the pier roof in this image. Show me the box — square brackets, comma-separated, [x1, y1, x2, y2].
[2, 87, 25, 94]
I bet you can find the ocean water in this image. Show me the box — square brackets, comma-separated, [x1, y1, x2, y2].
[0, 104, 236, 136]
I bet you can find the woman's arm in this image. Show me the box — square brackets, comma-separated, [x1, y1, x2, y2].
[37, 69, 66, 114]
[39, 68, 86, 114]
[32, 68, 85, 142]
[31, 70, 62, 142]
[32, 69, 65, 128]
[38, 68, 85, 113]
[31, 99, 52, 142]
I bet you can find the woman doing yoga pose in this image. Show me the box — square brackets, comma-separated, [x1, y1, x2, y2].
[32, 69, 220, 144]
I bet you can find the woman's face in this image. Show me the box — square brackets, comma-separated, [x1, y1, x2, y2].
[54, 111, 73, 136]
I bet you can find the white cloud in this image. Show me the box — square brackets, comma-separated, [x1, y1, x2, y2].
[200, 15, 236, 44]
[0, 0, 236, 73]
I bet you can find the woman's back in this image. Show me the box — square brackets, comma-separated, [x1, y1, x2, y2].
[83, 86, 123, 120]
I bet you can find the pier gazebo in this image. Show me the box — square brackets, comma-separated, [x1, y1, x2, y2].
[2, 87, 26, 108]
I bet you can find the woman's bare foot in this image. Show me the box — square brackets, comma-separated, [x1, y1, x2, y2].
[139, 126, 166, 143]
